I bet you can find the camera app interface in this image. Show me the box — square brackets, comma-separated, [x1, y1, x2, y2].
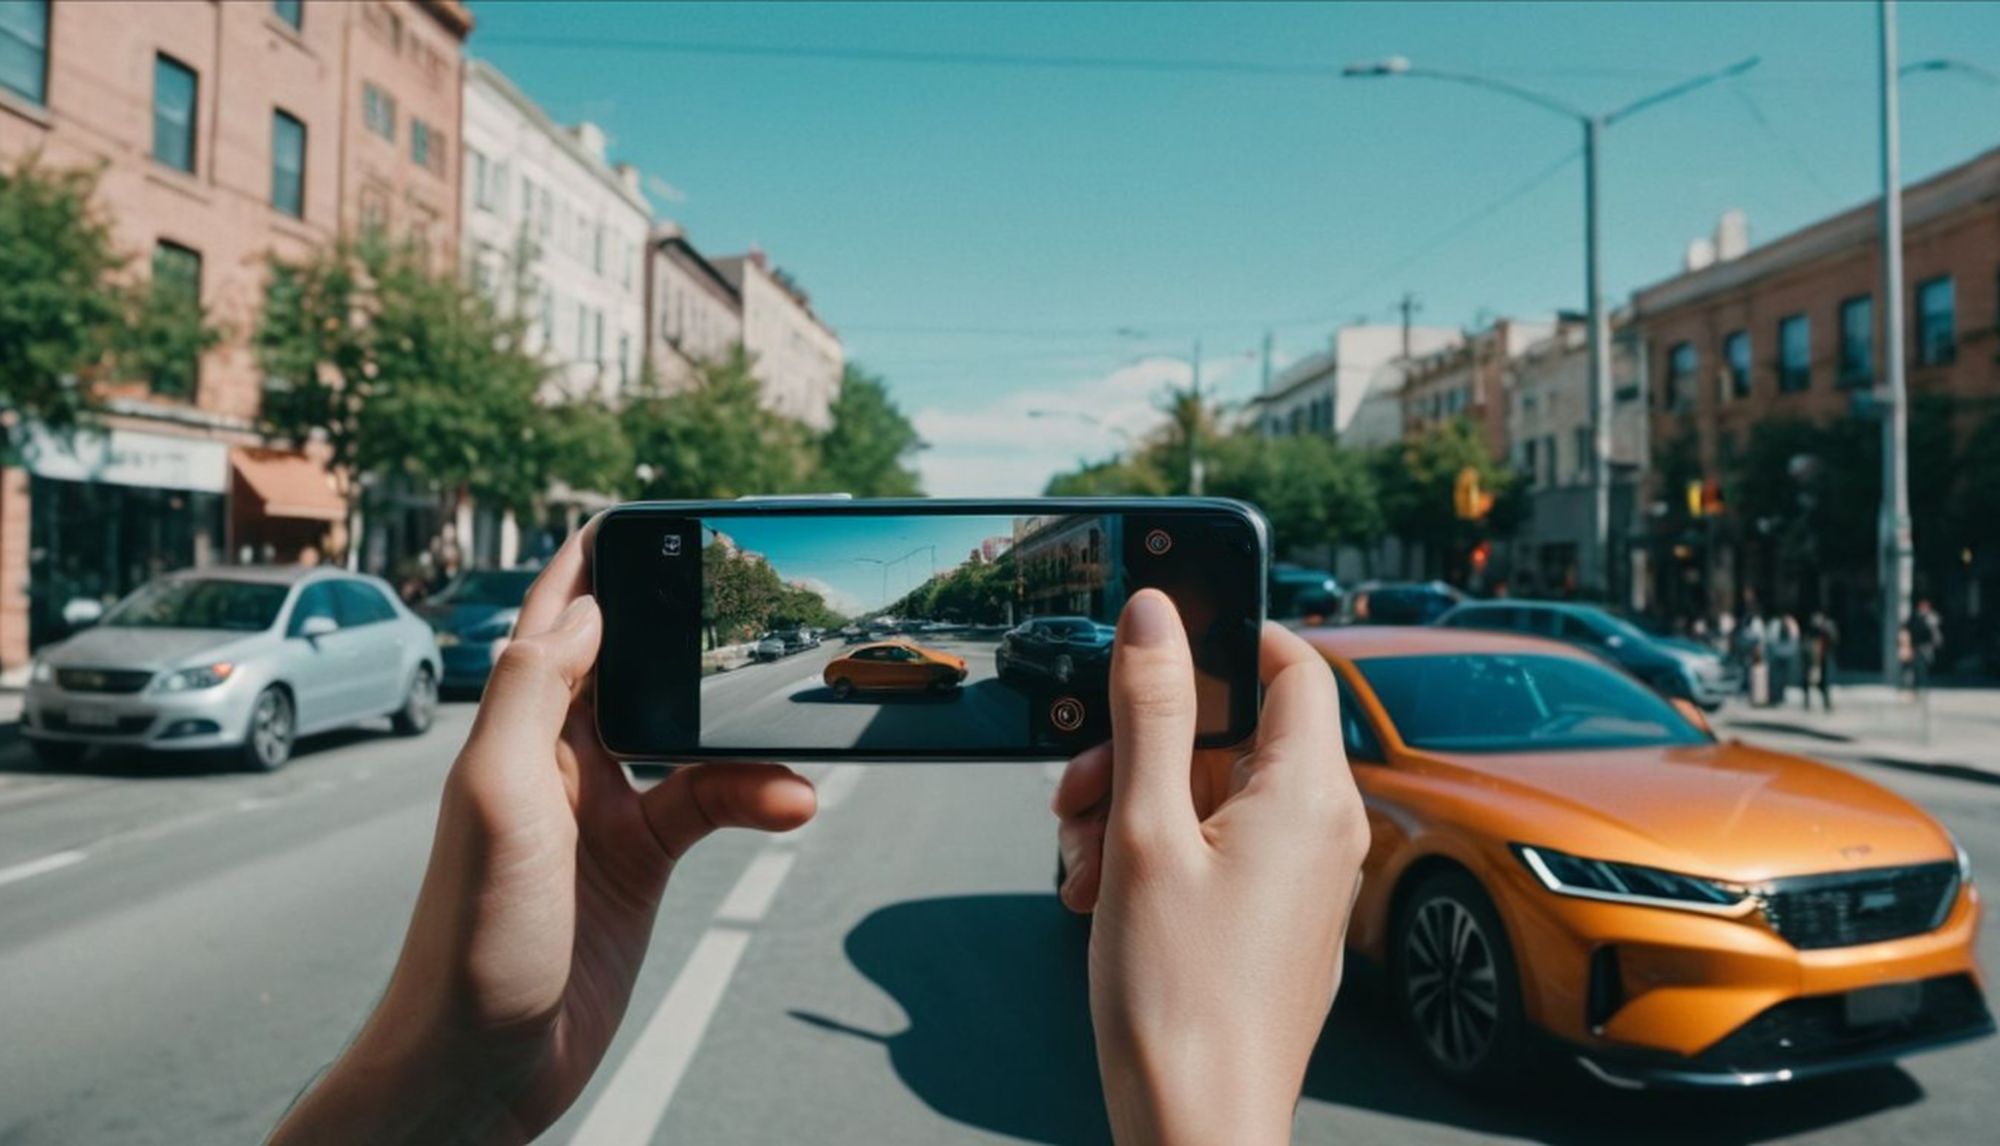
[595, 508, 1260, 757]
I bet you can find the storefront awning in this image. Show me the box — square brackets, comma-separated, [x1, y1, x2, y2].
[231, 448, 346, 522]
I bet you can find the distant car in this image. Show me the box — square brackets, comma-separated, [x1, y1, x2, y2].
[777, 629, 815, 653]
[1436, 600, 1738, 710]
[1270, 563, 1341, 623]
[753, 634, 787, 662]
[1340, 581, 1465, 626]
[418, 568, 538, 692]
[23, 568, 442, 771]
[821, 640, 967, 697]
[995, 616, 1116, 688]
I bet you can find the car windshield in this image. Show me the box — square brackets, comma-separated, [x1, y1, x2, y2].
[100, 579, 290, 632]
[431, 570, 536, 607]
[1355, 653, 1706, 753]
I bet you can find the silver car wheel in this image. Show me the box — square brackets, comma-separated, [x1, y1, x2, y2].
[400, 666, 437, 733]
[1404, 896, 1501, 1071]
[250, 689, 294, 769]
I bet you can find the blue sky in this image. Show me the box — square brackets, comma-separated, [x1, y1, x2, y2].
[713, 514, 1014, 612]
[471, 1, 2000, 494]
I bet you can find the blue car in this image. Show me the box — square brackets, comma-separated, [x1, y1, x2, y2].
[418, 569, 539, 693]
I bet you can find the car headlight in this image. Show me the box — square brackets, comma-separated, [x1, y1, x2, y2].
[154, 662, 235, 692]
[1512, 844, 1753, 916]
[466, 611, 520, 644]
[1951, 832, 1974, 886]
[29, 658, 51, 683]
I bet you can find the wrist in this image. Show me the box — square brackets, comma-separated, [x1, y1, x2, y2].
[1097, 1027, 1298, 1146]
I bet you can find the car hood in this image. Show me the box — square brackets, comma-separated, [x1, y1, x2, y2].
[41, 626, 269, 669]
[1415, 741, 1954, 882]
[420, 602, 515, 634]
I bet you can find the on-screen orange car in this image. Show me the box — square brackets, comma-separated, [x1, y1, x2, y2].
[1312, 626, 1991, 1090]
[822, 640, 967, 698]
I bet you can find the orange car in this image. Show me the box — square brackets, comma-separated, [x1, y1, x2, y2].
[1312, 626, 1990, 1089]
[822, 640, 967, 698]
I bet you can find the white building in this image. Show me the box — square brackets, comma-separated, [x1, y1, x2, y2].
[460, 59, 651, 404]
[647, 223, 744, 391]
[1249, 324, 1460, 443]
[711, 251, 844, 431]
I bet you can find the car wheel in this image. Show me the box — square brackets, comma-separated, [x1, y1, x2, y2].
[1054, 654, 1075, 684]
[1391, 869, 1526, 1090]
[242, 687, 295, 773]
[392, 664, 437, 735]
[831, 677, 854, 699]
[30, 740, 88, 770]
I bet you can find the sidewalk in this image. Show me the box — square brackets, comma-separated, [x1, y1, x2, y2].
[1713, 682, 2000, 778]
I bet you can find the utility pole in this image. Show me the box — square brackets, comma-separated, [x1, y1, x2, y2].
[1584, 115, 1614, 602]
[1393, 290, 1423, 360]
[1188, 337, 1206, 496]
[1260, 329, 1274, 392]
[1878, 0, 1913, 683]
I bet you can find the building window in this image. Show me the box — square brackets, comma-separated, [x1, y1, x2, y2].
[1665, 341, 1696, 409]
[1839, 295, 1873, 387]
[594, 309, 605, 366]
[1523, 439, 1538, 488]
[273, 0, 303, 31]
[153, 55, 198, 173]
[1916, 275, 1955, 366]
[538, 188, 551, 240]
[410, 119, 444, 176]
[271, 110, 306, 219]
[1573, 425, 1590, 481]
[0, 0, 49, 106]
[362, 82, 395, 142]
[149, 242, 202, 399]
[1777, 314, 1810, 393]
[618, 333, 630, 389]
[1722, 330, 1750, 400]
[576, 303, 587, 360]
[468, 147, 490, 211]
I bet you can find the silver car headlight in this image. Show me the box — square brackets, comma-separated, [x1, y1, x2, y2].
[1512, 844, 1754, 916]
[1952, 832, 1974, 886]
[153, 662, 236, 692]
[29, 658, 51, 683]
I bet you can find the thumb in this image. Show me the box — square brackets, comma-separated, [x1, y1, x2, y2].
[1107, 589, 1200, 845]
[463, 595, 600, 762]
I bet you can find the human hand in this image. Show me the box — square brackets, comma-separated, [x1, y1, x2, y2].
[270, 524, 817, 1146]
[1052, 591, 1368, 1146]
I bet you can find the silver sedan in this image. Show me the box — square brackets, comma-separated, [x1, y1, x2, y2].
[22, 567, 442, 771]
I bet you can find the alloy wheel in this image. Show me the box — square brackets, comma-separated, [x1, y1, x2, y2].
[1404, 896, 1502, 1071]
[251, 690, 294, 770]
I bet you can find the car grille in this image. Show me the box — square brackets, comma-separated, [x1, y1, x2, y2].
[1757, 862, 1960, 949]
[54, 667, 155, 694]
[1697, 974, 1991, 1072]
[41, 712, 156, 735]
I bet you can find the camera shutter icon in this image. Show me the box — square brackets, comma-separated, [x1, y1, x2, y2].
[661, 534, 683, 557]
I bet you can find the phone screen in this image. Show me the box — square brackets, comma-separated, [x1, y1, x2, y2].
[593, 500, 1265, 759]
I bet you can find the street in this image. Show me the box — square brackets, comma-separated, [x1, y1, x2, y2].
[0, 701, 1995, 1145]
[702, 638, 1032, 751]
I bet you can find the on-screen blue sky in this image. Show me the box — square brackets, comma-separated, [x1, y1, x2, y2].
[470, 2, 2000, 494]
[712, 514, 1014, 612]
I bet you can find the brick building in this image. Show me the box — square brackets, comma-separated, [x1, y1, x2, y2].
[1633, 145, 2000, 668]
[0, 0, 470, 669]
[1401, 318, 1556, 464]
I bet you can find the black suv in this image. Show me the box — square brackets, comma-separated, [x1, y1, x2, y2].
[995, 616, 1116, 688]
[1434, 599, 1738, 710]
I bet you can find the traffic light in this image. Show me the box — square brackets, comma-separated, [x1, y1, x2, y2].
[1685, 477, 1726, 518]
[1454, 466, 1494, 521]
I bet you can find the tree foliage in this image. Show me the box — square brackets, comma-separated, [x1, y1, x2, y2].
[1205, 433, 1383, 558]
[0, 156, 218, 439]
[814, 363, 924, 496]
[701, 538, 844, 646]
[1371, 418, 1522, 569]
[623, 346, 820, 499]
[887, 553, 1017, 624]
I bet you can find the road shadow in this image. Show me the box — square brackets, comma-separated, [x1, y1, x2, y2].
[789, 892, 1113, 1145]
[0, 720, 423, 779]
[787, 686, 966, 705]
[1304, 960, 1926, 1145]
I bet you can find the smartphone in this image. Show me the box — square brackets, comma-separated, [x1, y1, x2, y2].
[591, 497, 1268, 761]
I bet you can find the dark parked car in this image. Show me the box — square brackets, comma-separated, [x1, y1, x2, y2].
[1339, 581, 1465, 626]
[1269, 564, 1341, 623]
[1435, 599, 1740, 710]
[419, 568, 538, 693]
[995, 616, 1116, 688]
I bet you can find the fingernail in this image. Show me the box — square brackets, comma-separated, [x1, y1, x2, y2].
[555, 596, 595, 631]
[1122, 590, 1177, 648]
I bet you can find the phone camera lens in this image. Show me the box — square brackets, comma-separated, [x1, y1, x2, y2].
[1144, 529, 1173, 556]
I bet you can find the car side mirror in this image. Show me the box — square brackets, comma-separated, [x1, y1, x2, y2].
[1669, 697, 1713, 736]
[299, 614, 338, 639]
[1604, 634, 1625, 648]
[62, 598, 106, 628]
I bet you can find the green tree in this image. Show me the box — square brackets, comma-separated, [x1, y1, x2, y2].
[1206, 433, 1382, 560]
[0, 157, 218, 442]
[1044, 453, 1172, 496]
[623, 347, 818, 499]
[1374, 419, 1521, 580]
[814, 363, 924, 496]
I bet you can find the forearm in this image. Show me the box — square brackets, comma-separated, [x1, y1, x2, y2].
[1098, 1028, 1298, 1146]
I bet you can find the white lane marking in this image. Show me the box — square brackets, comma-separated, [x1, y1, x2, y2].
[816, 763, 866, 810]
[568, 928, 752, 1146]
[0, 849, 86, 888]
[712, 850, 796, 925]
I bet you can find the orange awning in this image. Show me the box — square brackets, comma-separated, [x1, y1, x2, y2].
[232, 448, 346, 522]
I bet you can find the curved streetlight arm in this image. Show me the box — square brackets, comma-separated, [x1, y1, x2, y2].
[1901, 57, 2000, 86]
[1605, 55, 1761, 127]
[1348, 61, 1588, 122]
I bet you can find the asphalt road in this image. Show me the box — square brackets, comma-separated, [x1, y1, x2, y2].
[0, 706, 1996, 1145]
[701, 638, 1034, 751]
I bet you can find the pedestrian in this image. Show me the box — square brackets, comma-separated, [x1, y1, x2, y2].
[1806, 611, 1839, 712]
[1907, 598, 1944, 696]
[268, 524, 1367, 1146]
[1734, 608, 1767, 705]
[1767, 613, 1800, 709]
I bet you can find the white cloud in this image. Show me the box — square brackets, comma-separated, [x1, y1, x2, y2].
[645, 174, 689, 205]
[791, 576, 865, 617]
[912, 354, 1264, 497]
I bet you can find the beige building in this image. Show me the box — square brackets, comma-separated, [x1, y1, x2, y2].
[712, 250, 843, 430]
[648, 223, 744, 391]
[0, 0, 469, 667]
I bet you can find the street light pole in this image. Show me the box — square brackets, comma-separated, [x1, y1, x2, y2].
[1189, 336, 1205, 496]
[1878, 0, 1913, 683]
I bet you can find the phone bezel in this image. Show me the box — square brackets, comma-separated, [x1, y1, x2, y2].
[590, 496, 1270, 762]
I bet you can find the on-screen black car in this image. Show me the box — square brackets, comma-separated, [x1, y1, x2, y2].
[995, 616, 1116, 689]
